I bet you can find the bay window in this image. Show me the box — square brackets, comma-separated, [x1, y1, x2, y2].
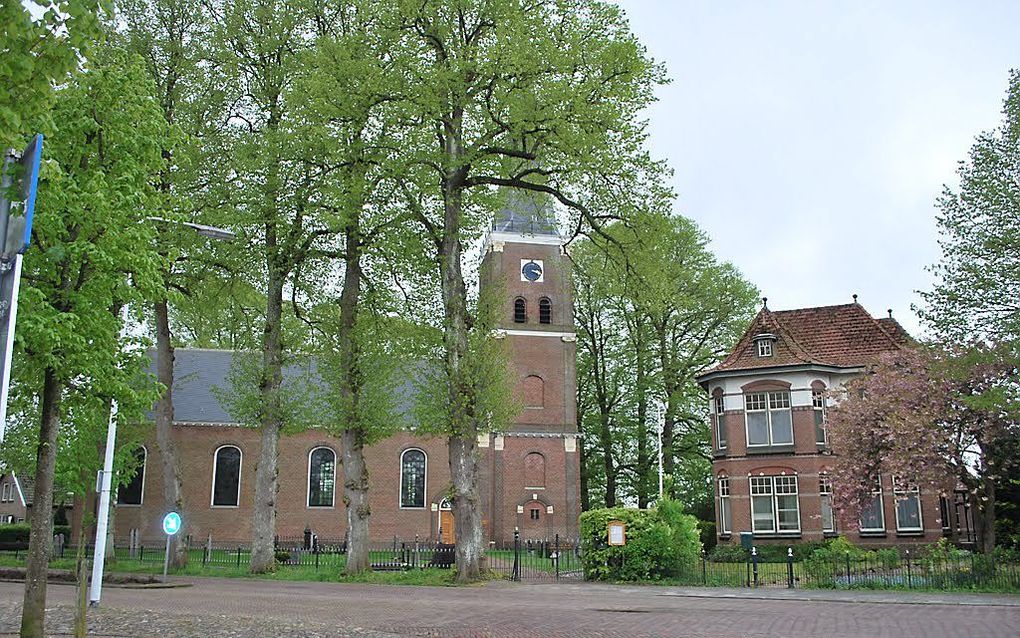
[745, 391, 793, 447]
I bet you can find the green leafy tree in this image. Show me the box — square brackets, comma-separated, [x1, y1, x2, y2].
[390, 0, 665, 582]
[0, 0, 105, 148]
[11, 45, 169, 638]
[918, 70, 1020, 344]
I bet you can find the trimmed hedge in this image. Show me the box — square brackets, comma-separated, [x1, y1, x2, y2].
[580, 498, 701, 581]
[0, 524, 71, 545]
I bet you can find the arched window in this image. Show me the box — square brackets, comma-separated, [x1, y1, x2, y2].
[117, 446, 146, 506]
[513, 297, 527, 323]
[307, 447, 336, 508]
[524, 452, 545, 488]
[539, 298, 552, 324]
[523, 375, 544, 408]
[400, 449, 426, 508]
[211, 445, 242, 507]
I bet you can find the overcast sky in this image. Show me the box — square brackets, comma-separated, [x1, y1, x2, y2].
[615, 1, 1020, 336]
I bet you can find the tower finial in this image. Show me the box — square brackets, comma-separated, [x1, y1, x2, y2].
[852, 293, 858, 304]
[887, 308, 893, 319]
[762, 296, 768, 308]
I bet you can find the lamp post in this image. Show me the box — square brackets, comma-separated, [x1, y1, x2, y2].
[89, 217, 234, 607]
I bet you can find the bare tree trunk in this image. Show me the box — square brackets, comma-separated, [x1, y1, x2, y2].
[154, 297, 187, 567]
[250, 264, 284, 573]
[439, 161, 485, 581]
[635, 340, 649, 509]
[975, 480, 996, 554]
[339, 219, 371, 575]
[342, 429, 370, 573]
[20, 367, 63, 638]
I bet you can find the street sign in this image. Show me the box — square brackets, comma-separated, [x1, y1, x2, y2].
[16, 134, 42, 254]
[162, 512, 182, 536]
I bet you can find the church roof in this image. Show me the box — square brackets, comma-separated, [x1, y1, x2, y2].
[701, 302, 910, 378]
[492, 189, 559, 236]
[147, 349, 419, 425]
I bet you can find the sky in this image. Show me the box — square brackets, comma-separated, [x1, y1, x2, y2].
[614, 1, 1020, 337]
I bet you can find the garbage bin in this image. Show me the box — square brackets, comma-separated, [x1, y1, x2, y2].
[739, 532, 753, 550]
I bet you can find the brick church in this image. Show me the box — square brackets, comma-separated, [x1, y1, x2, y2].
[108, 198, 580, 546]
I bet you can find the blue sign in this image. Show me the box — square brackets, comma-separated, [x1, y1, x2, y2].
[162, 512, 182, 536]
[16, 134, 42, 254]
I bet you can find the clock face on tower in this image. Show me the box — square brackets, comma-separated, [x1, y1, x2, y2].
[521, 259, 544, 282]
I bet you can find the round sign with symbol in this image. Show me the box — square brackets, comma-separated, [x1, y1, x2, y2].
[162, 512, 182, 536]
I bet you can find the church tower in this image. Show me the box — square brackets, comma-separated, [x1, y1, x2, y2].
[479, 190, 579, 542]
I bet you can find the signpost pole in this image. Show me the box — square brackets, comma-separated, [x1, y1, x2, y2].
[163, 534, 171, 582]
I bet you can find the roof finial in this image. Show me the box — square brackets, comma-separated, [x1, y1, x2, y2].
[762, 296, 768, 308]
[852, 293, 858, 304]
[887, 308, 893, 319]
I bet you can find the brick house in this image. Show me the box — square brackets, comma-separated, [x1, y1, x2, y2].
[104, 197, 580, 546]
[0, 472, 28, 524]
[696, 299, 948, 547]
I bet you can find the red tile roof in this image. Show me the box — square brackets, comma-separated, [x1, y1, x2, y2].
[705, 303, 909, 375]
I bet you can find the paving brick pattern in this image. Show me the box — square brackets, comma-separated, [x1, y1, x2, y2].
[1, 579, 1018, 638]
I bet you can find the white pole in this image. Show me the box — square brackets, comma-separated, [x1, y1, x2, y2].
[657, 400, 664, 501]
[162, 533, 171, 582]
[89, 303, 129, 607]
[0, 253, 23, 443]
[88, 397, 117, 606]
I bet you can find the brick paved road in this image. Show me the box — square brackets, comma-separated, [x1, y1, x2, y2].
[1, 578, 1018, 637]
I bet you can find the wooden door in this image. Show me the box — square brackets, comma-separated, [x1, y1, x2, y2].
[439, 510, 455, 543]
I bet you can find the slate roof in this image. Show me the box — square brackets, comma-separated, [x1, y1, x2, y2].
[148, 348, 419, 425]
[492, 189, 559, 236]
[703, 302, 910, 377]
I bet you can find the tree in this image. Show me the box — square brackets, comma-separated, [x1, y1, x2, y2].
[826, 345, 1020, 553]
[390, 0, 665, 582]
[12, 45, 168, 638]
[1, 0, 105, 148]
[117, 0, 221, 568]
[918, 70, 1020, 344]
[573, 211, 758, 511]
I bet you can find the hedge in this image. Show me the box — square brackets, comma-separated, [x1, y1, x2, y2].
[580, 498, 701, 581]
[0, 524, 72, 545]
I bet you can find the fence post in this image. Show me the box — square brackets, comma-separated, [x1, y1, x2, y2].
[314, 536, 319, 571]
[236, 546, 242, 567]
[702, 549, 707, 585]
[845, 551, 851, 586]
[140, 545, 144, 562]
[414, 534, 420, 570]
[512, 527, 520, 582]
[906, 550, 912, 589]
[554, 533, 560, 581]
[751, 546, 759, 588]
[787, 547, 794, 588]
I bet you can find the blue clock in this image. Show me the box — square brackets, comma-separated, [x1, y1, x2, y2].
[522, 260, 543, 282]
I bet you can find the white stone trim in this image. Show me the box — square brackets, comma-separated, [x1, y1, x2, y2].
[210, 445, 243, 508]
[485, 230, 562, 248]
[500, 329, 576, 339]
[306, 446, 337, 509]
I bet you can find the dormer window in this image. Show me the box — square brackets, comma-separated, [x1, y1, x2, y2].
[753, 333, 777, 357]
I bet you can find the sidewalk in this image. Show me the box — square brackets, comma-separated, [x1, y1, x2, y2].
[522, 580, 1020, 607]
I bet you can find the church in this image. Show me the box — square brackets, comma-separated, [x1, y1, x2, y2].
[107, 202, 581, 546]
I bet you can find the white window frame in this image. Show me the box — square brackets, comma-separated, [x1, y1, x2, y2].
[117, 446, 147, 507]
[1, 482, 10, 502]
[893, 479, 923, 533]
[859, 477, 886, 533]
[744, 391, 793, 447]
[718, 476, 731, 534]
[750, 475, 801, 535]
[812, 390, 827, 445]
[306, 446, 337, 509]
[714, 394, 727, 449]
[757, 339, 772, 357]
[819, 474, 835, 533]
[210, 445, 243, 508]
[399, 448, 428, 510]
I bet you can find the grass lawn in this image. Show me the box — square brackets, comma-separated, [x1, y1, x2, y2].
[0, 552, 466, 586]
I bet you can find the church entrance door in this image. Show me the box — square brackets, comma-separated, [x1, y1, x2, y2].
[438, 498, 455, 543]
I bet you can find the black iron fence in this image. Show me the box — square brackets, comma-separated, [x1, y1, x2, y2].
[487, 532, 583, 582]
